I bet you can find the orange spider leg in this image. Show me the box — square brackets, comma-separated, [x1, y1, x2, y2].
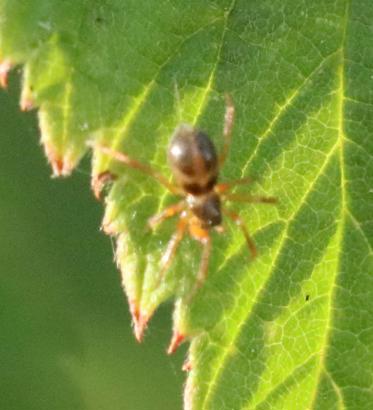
[195, 235, 212, 289]
[181, 217, 213, 297]
[148, 201, 185, 230]
[215, 176, 255, 194]
[91, 170, 117, 199]
[90, 142, 181, 195]
[219, 94, 235, 167]
[185, 234, 212, 301]
[223, 209, 257, 258]
[156, 215, 188, 286]
[224, 193, 277, 204]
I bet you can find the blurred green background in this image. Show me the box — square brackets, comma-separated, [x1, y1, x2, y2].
[0, 75, 184, 410]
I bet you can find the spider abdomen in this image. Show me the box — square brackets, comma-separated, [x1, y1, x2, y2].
[168, 124, 219, 195]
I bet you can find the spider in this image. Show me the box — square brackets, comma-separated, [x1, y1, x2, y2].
[93, 96, 276, 295]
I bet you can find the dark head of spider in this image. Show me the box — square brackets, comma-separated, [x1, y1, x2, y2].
[168, 124, 221, 228]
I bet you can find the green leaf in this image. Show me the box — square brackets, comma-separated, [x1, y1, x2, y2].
[1, 1, 372, 409]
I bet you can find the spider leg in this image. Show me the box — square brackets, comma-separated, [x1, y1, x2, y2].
[219, 94, 235, 167]
[89, 142, 181, 195]
[185, 235, 212, 301]
[156, 215, 188, 286]
[223, 209, 257, 258]
[215, 176, 255, 194]
[223, 193, 277, 204]
[195, 236, 212, 289]
[148, 201, 185, 230]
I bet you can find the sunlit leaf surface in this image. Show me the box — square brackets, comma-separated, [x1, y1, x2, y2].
[0, 0, 372, 409]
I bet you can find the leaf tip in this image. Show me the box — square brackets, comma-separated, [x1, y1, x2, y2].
[101, 218, 117, 236]
[129, 300, 150, 343]
[0, 60, 12, 89]
[167, 331, 185, 355]
[20, 97, 35, 112]
[182, 358, 192, 372]
[44, 143, 75, 177]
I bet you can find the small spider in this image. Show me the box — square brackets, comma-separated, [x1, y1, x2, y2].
[93, 96, 276, 294]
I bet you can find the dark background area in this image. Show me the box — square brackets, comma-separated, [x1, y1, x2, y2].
[0, 74, 184, 410]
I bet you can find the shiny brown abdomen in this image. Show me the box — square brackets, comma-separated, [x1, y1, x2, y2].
[168, 124, 218, 195]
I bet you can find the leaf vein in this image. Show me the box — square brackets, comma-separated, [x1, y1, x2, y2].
[101, 15, 225, 158]
[192, 0, 237, 125]
[344, 135, 373, 158]
[250, 354, 318, 410]
[308, 1, 350, 407]
[323, 367, 346, 410]
[241, 50, 340, 177]
[202, 141, 339, 409]
[346, 209, 373, 255]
